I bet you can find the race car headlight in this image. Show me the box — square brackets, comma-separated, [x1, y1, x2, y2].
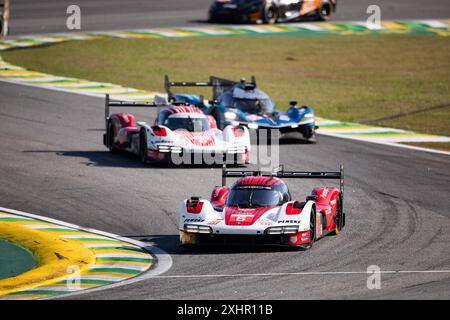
[184, 224, 212, 234]
[157, 145, 182, 153]
[224, 111, 237, 120]
[265, 225, 299, 235]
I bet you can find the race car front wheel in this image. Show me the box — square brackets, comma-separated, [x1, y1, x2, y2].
[262, 2, 278, 24]
[303, 207, 316, 249]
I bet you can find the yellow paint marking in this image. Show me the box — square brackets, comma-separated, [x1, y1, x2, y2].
[1, 75, 49, 80]
[88, 260, 151, 267]
[91, 249, 149, 256]
[0, 222, 95, 296]
[426, 28, 450, 37]
[0, 70, 41, 76]
[8, 221, 59, 226]
[80, 240, 137, 246]
[256, 25, 286, 32]
[72, 239, 127, 244]
[84, 271, 129, 278]
[2, 294, 48, 299]
[164, 29, 199, 36]
[116, 32, 159, 39]
[382, 22, 409, 29]
[317, 23, 343, 31]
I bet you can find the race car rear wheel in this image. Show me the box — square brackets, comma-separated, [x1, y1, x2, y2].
[331, 196, 343, 236]
[316, 2, 332, 21]
[262, 2, 278, 24]
[140, 131, 148, 163]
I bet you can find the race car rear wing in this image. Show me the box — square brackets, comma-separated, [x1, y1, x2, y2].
[165, 75, 257, 101]
[222, 164, 344, 197]
[104, 94, 166, 127]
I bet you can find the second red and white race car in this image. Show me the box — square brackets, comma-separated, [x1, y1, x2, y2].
[179, 165, 345, 249]
[103, 95, 251, 165]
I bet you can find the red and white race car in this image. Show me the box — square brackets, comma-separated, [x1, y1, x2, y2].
[179, 165, 345, 249]
[103, 95, 251, 165]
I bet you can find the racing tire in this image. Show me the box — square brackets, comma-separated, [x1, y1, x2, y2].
[300, 126, 317, 144]
[139, 131, 149, 164]
[107, 121, 119, 153]
[303, 207, 316, 250]
[261, 2, 278, 24]
[316, 2, 332, 21]
[331, 196, 343, 236]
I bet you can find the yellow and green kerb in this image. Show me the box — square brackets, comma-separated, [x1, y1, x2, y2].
[0, 211, 154, 299]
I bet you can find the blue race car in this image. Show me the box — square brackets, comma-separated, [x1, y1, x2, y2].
[164, 75, 317, 142]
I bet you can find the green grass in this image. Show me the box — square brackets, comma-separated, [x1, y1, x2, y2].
[402, 142, 450, 151]
[2, 35, 450, 135]
[377, 108, 450, 136]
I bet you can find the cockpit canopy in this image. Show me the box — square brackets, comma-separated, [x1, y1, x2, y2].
[158, 105, 210, 132]
[163, 114, 210, 132]
[226, 176, 291, 208]
[218, 85, 275, 114]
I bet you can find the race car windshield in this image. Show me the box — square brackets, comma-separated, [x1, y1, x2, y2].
[232, 98, 274, 114]
[164, 116, 210, 132]
[226, 188, 282, 208]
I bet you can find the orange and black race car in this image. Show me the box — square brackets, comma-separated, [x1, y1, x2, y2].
[209, 0, 337, 24]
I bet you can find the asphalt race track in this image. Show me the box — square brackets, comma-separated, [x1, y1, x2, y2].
[1, 81, 450, 299]
[8, 0, 450, 35]
[1, 0, 450, 299]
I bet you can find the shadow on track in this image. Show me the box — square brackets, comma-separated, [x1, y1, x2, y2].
[126, 234, 306, 255]
[188, 15, 322, 25]
[279, 138, 315, 145]
[22, 150, 246, 169]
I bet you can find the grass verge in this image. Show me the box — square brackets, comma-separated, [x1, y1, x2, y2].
[2, 34, 449, 136]
[402, 142, 450, 152]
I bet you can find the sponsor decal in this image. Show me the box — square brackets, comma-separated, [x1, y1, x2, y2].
[320, 188, 329, 199]
[247, 115, 263, 121]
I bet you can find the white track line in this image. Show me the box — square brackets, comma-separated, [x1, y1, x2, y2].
[318, 132, 450, 156]
[150, 270, 450, 279]
[0, 207, 173, 300]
